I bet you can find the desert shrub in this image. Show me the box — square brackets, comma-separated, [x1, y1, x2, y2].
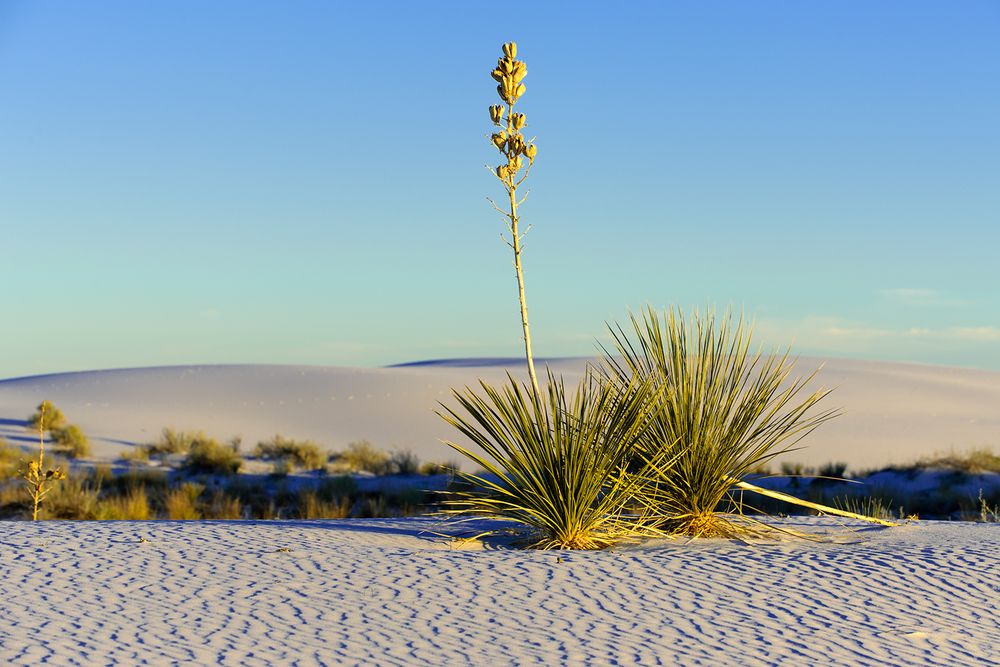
[604, 307, 838, 538]
[184, 437, 241, 475]
[165, 482, 204, 520]
[146, 428, 200, 458]
[331, 440, 391, 475]
[95, 487, 150, 520]
[389, 449, 420, 476]
[254, 435, 325, 470]
[50, 425, 91, 458]
[440, 368, 665, 549]
[27, 400, 66, 432]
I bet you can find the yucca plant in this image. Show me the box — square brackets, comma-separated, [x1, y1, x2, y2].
[439, 368, 668, 549]
[604, 307, 842, 537]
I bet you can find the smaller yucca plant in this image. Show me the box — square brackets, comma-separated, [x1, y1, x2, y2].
[605, 307, 840, 538]
[439, 368, 668, 550]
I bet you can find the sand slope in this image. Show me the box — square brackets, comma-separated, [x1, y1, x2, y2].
[0, 518, 996, 666]
[0, 357, 998, 470]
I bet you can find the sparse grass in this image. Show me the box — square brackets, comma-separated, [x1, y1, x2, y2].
[832, 495, 896, 522]
[979, 489, 999, 522]
[254, 435, 326, 470]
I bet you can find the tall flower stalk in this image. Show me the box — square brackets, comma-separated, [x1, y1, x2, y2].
[24, 402, 65, 521]
[488, 41, 540, 398]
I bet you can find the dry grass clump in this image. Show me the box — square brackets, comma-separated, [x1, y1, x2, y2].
[298, 491, 351, 519]
[164, 482, 204, 519]
[604, 307, 839, 538]
[254, 435, 325, 471]
[95, 487, 151, 520]
[440, 369, 665, 550]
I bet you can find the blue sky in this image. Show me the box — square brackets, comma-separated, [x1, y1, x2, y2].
[2, 1, 998, 377]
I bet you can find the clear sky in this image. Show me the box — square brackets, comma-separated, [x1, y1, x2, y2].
[2, 1, 998, 378]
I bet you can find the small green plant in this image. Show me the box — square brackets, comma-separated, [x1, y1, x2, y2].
[183, 436, 242, 475]
[440, 368, 665, 549]
[486, 41, 541, 397]
[23, 402, 66, 520]
[604, 307, 840, 537]
[254, 435, 325, 470]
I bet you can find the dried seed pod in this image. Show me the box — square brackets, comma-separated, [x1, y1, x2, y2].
[514, 83, 526, 100]
[513, 61, 527, 83]
[512, 113, 526, 129]
[489, 105, 504, 124]
[525, 144, 537, 162]
[502, 42, 517, 59]
[491, 131, 507, 150]
[508, 135, 525, 155]
[491, 67, 505, 82]
[510, 155, 523, 173]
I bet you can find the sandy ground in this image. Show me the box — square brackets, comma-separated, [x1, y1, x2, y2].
[0, 357, 998, 471]
[0, 517, 996, 666]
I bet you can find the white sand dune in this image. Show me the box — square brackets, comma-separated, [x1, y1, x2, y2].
[1, 357, 998, 470]
[0, 518, 996, 666]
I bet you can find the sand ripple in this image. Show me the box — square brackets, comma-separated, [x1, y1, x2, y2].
[0, 518, 997, 666]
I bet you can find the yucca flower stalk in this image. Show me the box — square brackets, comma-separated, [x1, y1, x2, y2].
[487, 41, 541, 398]
[604, 307, 843, 538]
[23, 402, 66, 521]
[439, 368, 670, 550]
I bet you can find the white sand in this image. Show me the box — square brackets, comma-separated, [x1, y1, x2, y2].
[1, 357, 998, 470]
[0, 517, 996, 666]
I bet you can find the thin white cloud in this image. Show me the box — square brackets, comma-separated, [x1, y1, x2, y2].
[905, 326, 1000, 342]
[880, 288, 969, 308]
